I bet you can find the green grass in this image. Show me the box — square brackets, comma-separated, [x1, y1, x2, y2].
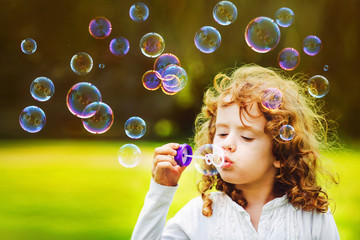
[0, 140, 359, 239]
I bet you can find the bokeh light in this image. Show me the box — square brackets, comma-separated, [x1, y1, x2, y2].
[142, 70, 162, 91]
[30, 77, 55, 102]
[88, 17, 112, 39]
[194, 144, 225, 176]
[194, 26, 221, 53]
[124, 116, 146, 139]
[82, 102, 114, 134]
[278, 47, 300, 71]
[213, 1, 237, 26]
[261, 87, 283, 110]
[303, 35, 322, 56]
[21, 38, 37, 54]
[279, 125, 295, 141]
[118, 143, 142, 168]
[19, 106, 46, 133]
[70, 52, 93, 75]
[129, 3, 149, 22]
[109, 37, 130, 57]
[154, 53, 181, 75]
[275, 7, 295, 27]
[140, 32, 165, 58]
[307, 75, 330, 98]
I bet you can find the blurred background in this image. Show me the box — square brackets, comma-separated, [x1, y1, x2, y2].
[0, 0, 359, 239]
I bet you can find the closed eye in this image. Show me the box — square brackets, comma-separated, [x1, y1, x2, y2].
[217, 133, 228, 137]
[242, 136, 254, 141]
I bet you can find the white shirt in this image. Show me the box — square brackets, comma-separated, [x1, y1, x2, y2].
[131, 179, 340, 240]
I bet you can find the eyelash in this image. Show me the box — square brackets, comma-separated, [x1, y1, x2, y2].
[217, 133, 254, 141]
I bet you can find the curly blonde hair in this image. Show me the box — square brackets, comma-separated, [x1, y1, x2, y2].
[193, 64, 338, 217]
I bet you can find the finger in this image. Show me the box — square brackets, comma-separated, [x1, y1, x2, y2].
[153, 154, 177, 167]
[154, 143, 180, 157]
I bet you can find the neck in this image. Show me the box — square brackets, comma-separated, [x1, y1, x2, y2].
[236, 180, 275, 208]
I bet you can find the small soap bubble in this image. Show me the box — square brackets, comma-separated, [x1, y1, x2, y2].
[307, 75, 330, 98]
[66, 82, 102, 118]
[89, 17, 112, 39]
[140, 32, 165, 58]
[124, 116, 146, 139]
[30, 77, 55, 102]
[194, 26, 221, 53]
[154, 53, 181, 75]
[142, 70, 162, 91]
[109, 37, 130, 57]
[21, 38, 37, 54]
[261, 88, 283, 110]
[161, 65, 188, 94]
[70, 52, 93, 75]
[194, 144, 225, 176]
[129, 3, 149, 22]
[118, 143, 142, 168]
[303, 35, 322, 56]
[99, 63, 105, 69]
[245, 17, 280, 53]
[278, 48, 300, 71]
[275, 7, 295, 27]
[19, 106, 46, 133]
[323, 65, 329, 71]
[213, 1, 237, 26]
[82, 102, 114, 134]
[279, 125, 295, 141]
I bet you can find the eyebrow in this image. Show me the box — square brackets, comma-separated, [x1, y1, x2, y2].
[215, 123, 263, 134]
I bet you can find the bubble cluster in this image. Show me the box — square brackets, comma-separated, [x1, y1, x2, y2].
[194, 26, 221, 53]
[124, 116, 146, 139]
[303, 35, 322, 56]
[19, 106, 46, 133]
[30, 77, 55, 102]
[194, 144, 225, 176]
[261, 87, 283, 110]
[89, 17, 112, 39]
[213, 1, 237, 26]
[82, 102, 114, 134]
[275, 7, 295, 27]
[307, 75, 330, 98]
[278, 48, 300, 71]
[21, 38, 37, 54]
[279, 125, 295, 141]
[154, 53, 180, 75]
[245, 17, 280, 53]
[142, 70, 162, 90]
[70, 52, 93, 75]
[109, 37, 130, 56]
[140, 32, 165, 58]
[118, 144, 142, 168]
[129, 3, 149, 22]
[66, 82, 102, 118]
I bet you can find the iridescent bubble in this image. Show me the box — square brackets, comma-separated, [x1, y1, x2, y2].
[213, 1, 237, 26]
[278, 48, 300, 71]
[19, 106, 46, 133]
[194, 26, 221, 53]
[323, 65, 329, 71]
[307, 75, 330, 98]
[129, 3, 149, 22]
[161, 65, 188, 94]
[70, 52, 93, 75]
[109, 37, 130, 57]
[245, 17, 280, 53]
[30, 77, 55, 102]
[118, 144, 142, 168]
[194, 144, 225, 176]
[303, 35, 322, 56]
[66, 82, 102, 118]
[261, 87, 283, 110]
[82, 102, 114, 134]
[99, 63, 105, 69]
[140, 32, 165, 58]
[124, 116, 146, 139]
[275, 7, 295, 27]
[89, 17, 112, 39]
[279, 125, 295, 141]
[142, 70, 162, 91]
[21, 38, 37, 54]
[154, 53, 181, 75]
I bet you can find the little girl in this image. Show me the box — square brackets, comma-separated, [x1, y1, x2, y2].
[131, 64, 340, 239]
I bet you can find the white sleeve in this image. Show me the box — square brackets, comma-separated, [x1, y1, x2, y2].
[312, 210, 340, 240]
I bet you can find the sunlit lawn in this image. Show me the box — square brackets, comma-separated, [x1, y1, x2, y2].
[0, 140, 359, 239]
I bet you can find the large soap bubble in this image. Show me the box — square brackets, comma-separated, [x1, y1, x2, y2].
[278, 48, 300, 71]
[194, 144, 225, 176]
[307, 75, 329, 98]
[213, 1, 237, 26]
[118, 144, 142, 168]
[89, 17, 112, 39]
[30, 77, 55, 102]
[19, 106, 46, 133]
[129, 3, 149, 22]
[82, 102, 114, 134]
[194, 26, 221, 53]
[70, 52, 93, 75]
[21, 38, 37, 54]
[140, 32, 165, 58]
[124, 116, 146, 139]
[275, 7, 295, 27]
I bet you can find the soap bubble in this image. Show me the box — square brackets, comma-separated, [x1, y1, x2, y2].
[142, 70, 162, 91]
[161, 65, 188, 94]
[279, 125, 295, 141]
[82, 102, 114, 134]
[303, 35, 322, 56]
[129, 3, 149, 22]
[194, 26, 221, 53]
[89, 17, 112, 39]
[275, 7, 295, 27]
[278, 48, 300, 71]
[213, 1, 237, 26]
[323, 65, 329, 71]
[109, 37, 130, 56]
[154, 53, 181, 75]
[194, 144, 225, 176]
[30, 77, 55, 102]
[66, 82, 102, 118]
[118, 143, 142, 168]
[19, 106, 46, 133]
[140, 32, 165, 58]
[124, 116, 146, 139]
[261, 87, 283, 111]
[99, 63, 105, 69]
[70, 52, 93, 75]
[307, 75, 329, 98]
[21, 38, 37, 54]
[245, 17, 280, 53]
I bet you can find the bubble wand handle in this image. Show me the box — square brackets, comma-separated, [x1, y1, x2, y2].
[174, 144, 193, 167]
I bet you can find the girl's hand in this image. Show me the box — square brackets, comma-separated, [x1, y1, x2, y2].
[152, 143, 187, 186]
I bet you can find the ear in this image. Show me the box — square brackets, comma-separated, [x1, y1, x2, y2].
[273, 159, 281, 168]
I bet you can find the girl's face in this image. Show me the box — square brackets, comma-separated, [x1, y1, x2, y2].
[213, 101, 280, 188]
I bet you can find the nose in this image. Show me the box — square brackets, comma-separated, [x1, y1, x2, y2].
[221, 135, 236, 152]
